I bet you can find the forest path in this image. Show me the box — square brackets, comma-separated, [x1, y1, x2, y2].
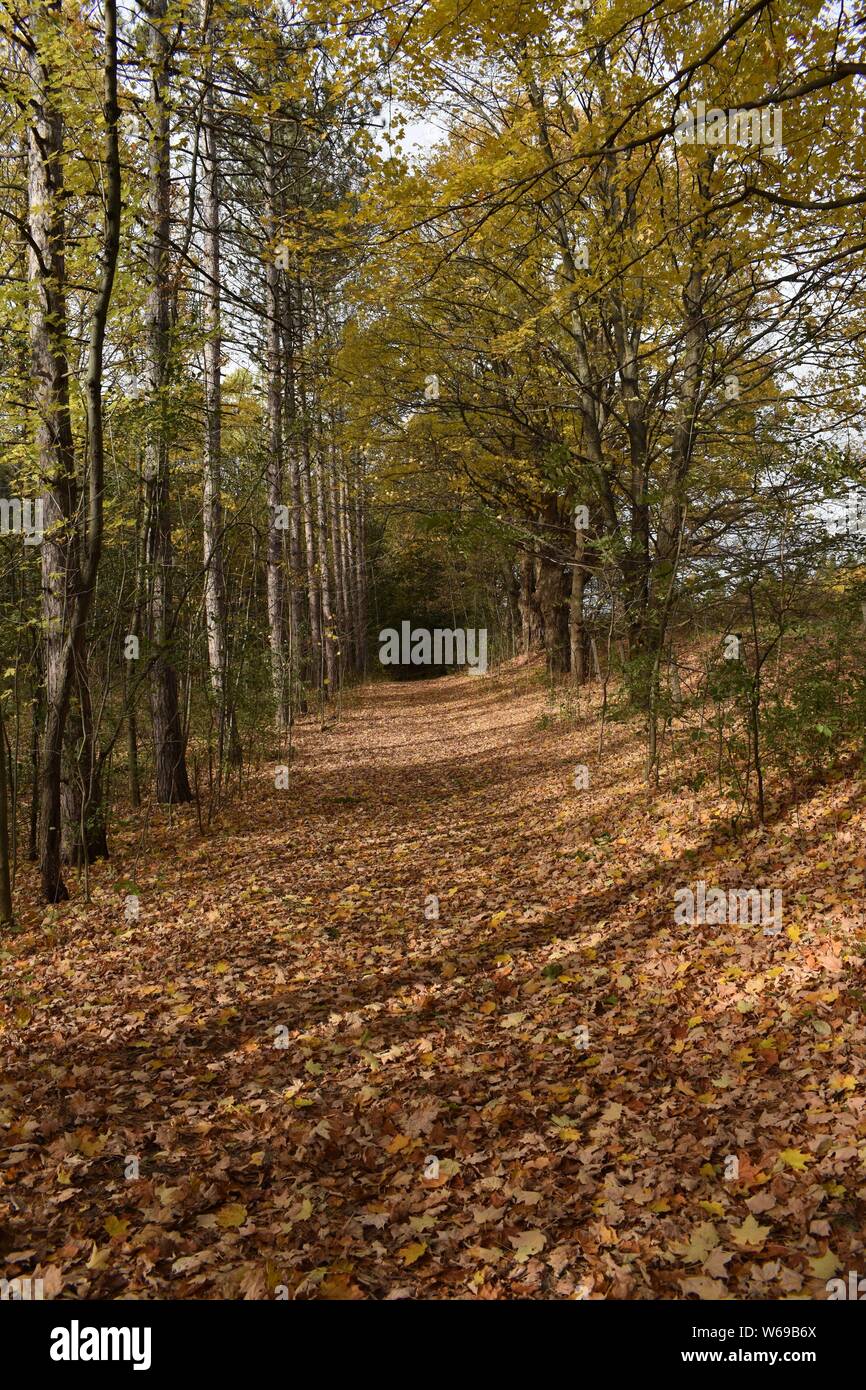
[3, 662, 864, 1299]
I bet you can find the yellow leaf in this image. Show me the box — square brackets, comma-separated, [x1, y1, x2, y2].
[730, 1214, 770, 1248]
[829, 1073, 856, 1094]
[386, 1134, 411, 1154]
[397, 1241, 427, 1266]
[79, 1133, 107, 1157]
[216, 1203, 247, 1229]
[809, 1251, 841, 1279]
[680, 1275, 727, 1299]
[104, 1215, 130, 1239]
[676, 1222, 719, 1264]
[512, 1229, 545, 1262]
[778, 1148, 811, 1171]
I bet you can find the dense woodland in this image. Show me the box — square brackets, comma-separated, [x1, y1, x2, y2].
[1, 0, 865, 911]
[1, 0, 866, 1308]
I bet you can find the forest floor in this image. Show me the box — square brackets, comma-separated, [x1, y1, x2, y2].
[2, 659, 866, 1299]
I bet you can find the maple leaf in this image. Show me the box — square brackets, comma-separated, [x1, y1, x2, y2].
[730, 1214, 771, 1248]
[828, 1073, 856, 1094]
[680, 1276, 727, 1299]
[703, 1248, 734, 1279]
[778, 1148, 811, 1171]
[403, 1101, 439, 1137]
[216, 1203, 247, 1229]
[808, 1251, 841, 1279]
[676, 1222, 719, 1264]
[511, 1230, 545, 1263]
[397, 1241, 427, 1266]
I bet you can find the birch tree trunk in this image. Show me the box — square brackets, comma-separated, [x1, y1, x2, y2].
[309, 295, 338, 696]
[328, 434, 347, 676]
[338, 468, 356, 671]
[28, 0, 120, 899]
[352, 461, 368, 674]
[568, 513, 586, 684]
[28, 0, 81, 901]
[315, 441, 339, 695]
[201, 60, 240, 765]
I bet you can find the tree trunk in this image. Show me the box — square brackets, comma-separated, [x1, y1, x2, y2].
[536, 554, 568, 675]
[293, 275, 323, 685]
[338, 468, 356, 671]
[28, 0, 79, 902]
[201, 62, 240, 764]
[328, 435, 348, 677]
[143, 0, 192, 804]
[0, 696, 14, 928]
[29, 0, 120, 900]
[61, 640, 109, 864]
[281, 279, 307, 701]
[352, 461, 368, 674]
[518, 551, 543, 654]
[535, 500, 569, 675]
[28, 630, 43, 860]
[316, 444, 339, 696]
[126, 666, 141, 808]
[568, 514, 586, 684]
[308, 292, 338, 698]
[265, 127, 288, 733]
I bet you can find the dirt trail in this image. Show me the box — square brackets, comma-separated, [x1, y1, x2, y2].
[2, 663, 864, 1298]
